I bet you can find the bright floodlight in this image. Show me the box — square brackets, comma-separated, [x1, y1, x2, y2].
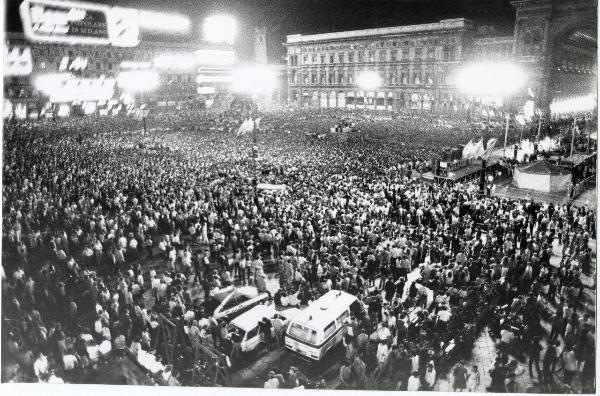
[203, 15, 237, 44]
[34, 73, 71, 93]
[138, 10, 191, 33]
[356, 71, 382, 90]
[231, 64, 276, 95]
[456, 62, 526, 97]
[550, 93, 597, 116]
[117, 70, 160, 92]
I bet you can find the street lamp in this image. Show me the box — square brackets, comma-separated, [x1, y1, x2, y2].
[356, 71, 381, 109]
[231, 64, 276, 145]
[117, 70, 160, 134]
[203, 15, 237, 45]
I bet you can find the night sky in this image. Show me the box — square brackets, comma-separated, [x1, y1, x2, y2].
[5, 0, 516, 62]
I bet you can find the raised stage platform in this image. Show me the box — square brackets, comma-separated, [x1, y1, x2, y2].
[423, 159, 499, 185]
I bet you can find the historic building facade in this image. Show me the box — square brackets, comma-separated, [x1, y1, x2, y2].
[285, 18, 475, 112]
[284, 0, 596, 114]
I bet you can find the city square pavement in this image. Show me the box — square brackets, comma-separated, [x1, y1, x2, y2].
[141, 228, 595, 391]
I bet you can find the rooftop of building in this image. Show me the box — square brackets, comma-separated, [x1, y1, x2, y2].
[285, 18, 474, 45]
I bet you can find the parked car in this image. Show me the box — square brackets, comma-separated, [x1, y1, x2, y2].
[228, 304, 302, 353]
[205, 286, 270, 321]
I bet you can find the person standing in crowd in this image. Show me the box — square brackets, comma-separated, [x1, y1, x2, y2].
[264, 371, 280, 388]
[406, 371, 421, 391]
[339, 359, 354, 389]
[452, 360, 468, 392]
[424, 361, 437, 391]
[467, 365, 480, 392]
[528, 336, 543, 379]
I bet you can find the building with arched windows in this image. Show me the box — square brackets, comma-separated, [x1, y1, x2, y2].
[284, 0, 596, 115]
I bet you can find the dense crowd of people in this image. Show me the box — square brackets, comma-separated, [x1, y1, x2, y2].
[1, 107, 596, 393]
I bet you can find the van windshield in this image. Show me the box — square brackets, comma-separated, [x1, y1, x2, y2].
[288, 323, 317, 345]
[228, 324, 246, 339]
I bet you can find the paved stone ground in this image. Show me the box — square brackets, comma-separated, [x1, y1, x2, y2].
[432, 236, 596, 393]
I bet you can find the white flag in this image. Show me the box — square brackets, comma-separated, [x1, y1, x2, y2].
[462, 139, 474, 159]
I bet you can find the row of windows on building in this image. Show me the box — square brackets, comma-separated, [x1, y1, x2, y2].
[289, 91, 462, 111]
[296, 36, 458, 53]
[288, 46, 457, 66]
[289, 69, 451, 86]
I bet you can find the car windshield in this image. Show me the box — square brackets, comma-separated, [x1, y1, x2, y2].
[288, 323, 317, 345]
[228, 324, 246, 338]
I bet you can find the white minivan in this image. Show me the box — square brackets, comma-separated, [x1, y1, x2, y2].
[228, 304, 302, 353]
[284, 290, 365, 360]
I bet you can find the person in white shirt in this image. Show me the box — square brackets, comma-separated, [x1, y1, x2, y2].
[406, 371, 421, 391]
[63, 351, 78, 371]
[47, 370, 64, 384]
[424, 361, 437, 390]
[500, 327, 515, 345]
[99, 337, 112, 356]
[33, 352, 48, 381]
[437, 306, 451, 325]
[376, 322, 391, 343]
[376, 341, 390, 371]
[280, 293, 290, 307]
[466, 365, 480, 392]
[562, 346, 578, 385]
[264, 371, 280, 388]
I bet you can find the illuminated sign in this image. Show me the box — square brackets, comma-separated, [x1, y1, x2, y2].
[4, 46, 34, 76]
[195, 49, 235, 66]
[59, 56, 88, 71]
[107, 7, 140, 47]
[20, 0, 140, 47]
[203, 15, 236, 44]
[20, 0, 112, 45]
[35, 73, 116, 102]
[138, 10, 190, 33]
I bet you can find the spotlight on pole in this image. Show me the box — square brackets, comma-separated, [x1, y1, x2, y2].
[455, 62, 526, 97]
[117, 70, 160, 92]
[203, 15, 237, 45]
[356, 70, 382, 91]
[231, 64, 276, 96]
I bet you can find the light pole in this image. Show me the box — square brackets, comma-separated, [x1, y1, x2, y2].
[356, 71, 382, 111]
[536, 109, 542, 143]
[570, 118, 576, 157]
[503, 113, 510, 158]
[117, 70, 159, 135]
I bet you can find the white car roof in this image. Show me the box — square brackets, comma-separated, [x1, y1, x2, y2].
[230, 304, 276, 332]
[289, 290, 357, 329]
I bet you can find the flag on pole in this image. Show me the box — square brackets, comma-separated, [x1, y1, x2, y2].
[472, 139, 485, 158]
[462, 139, 474, 159]
[237, 118, 253, 136]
